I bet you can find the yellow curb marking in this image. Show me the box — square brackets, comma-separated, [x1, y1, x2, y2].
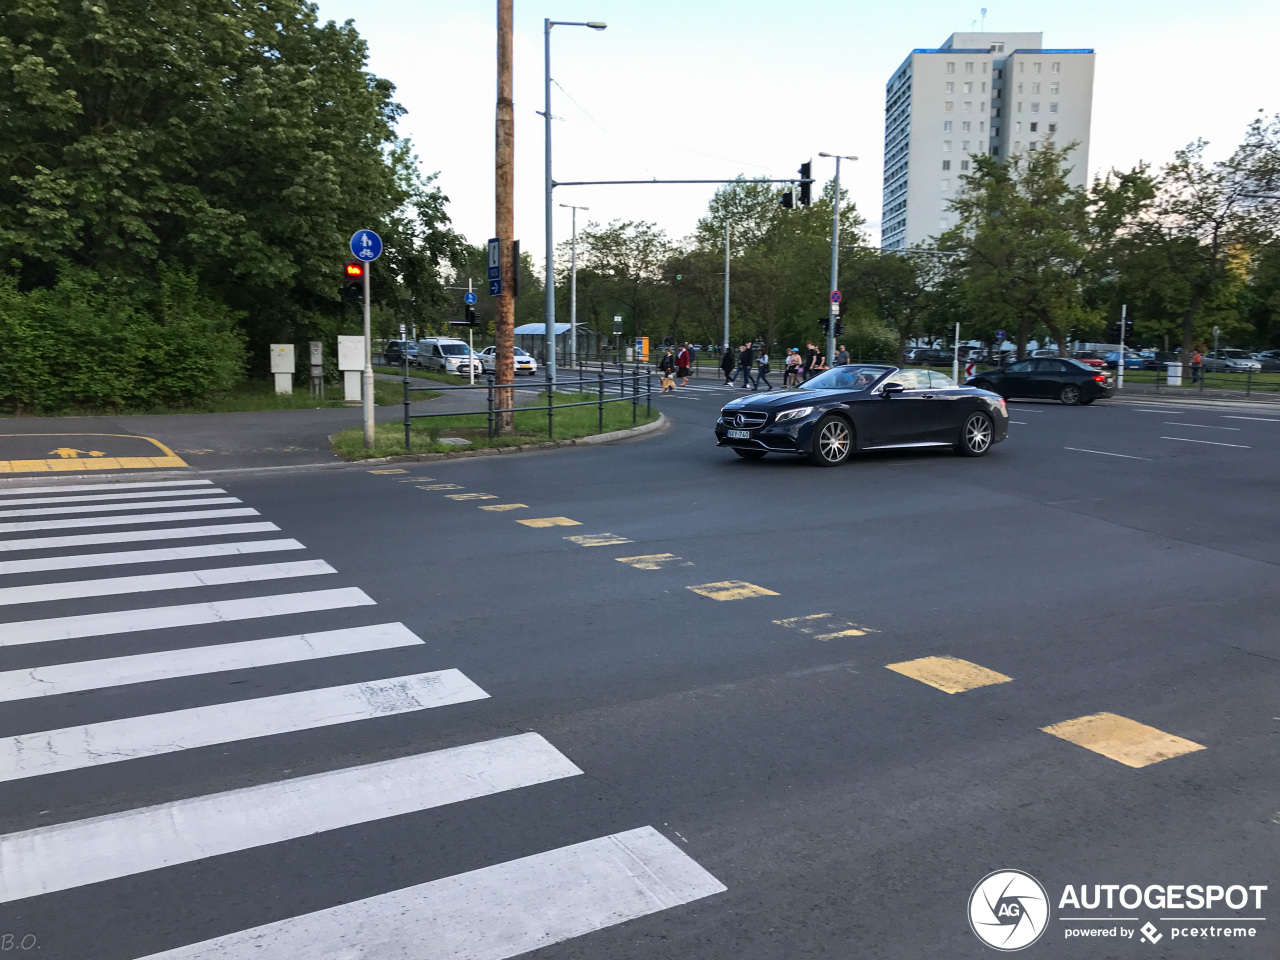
[564, 533, 633, 547]
[616, 553, 687, 570]
[446, 493, 498, 500]
[368, 468, 407, 474]
[1041, 712, 1205, 768]
[479, 503, 529, 512]
[0, 434, 187, 474]
[773, 613, 873, 641]
[517, 517, 581, 528]
[687, 581, 779, 601]
[419, 484, 464, 491]
[885, 656, 1012, 694]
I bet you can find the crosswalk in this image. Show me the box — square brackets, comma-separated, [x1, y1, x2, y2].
[0, 477, 723, 958]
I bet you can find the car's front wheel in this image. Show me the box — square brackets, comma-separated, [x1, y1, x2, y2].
[733, 448, 767, 460]
[808, 415, 852, 467]
[1059, 384, 1082, 405]
[955, 412, 994, 457]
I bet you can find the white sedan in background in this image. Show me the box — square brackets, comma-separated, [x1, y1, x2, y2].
[478, 346, 538, 376]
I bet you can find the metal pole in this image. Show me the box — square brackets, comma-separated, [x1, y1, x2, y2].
[722, 222, 730, 349]
[543, 19, 557, 387]
[362, 261, 374, 449]
[827, 157, 841, 368]
[468, 278, 476, 386]
[1117, 303, 1126, 391]
[952, 322, 960, 383]
[570, 206, 579, 364]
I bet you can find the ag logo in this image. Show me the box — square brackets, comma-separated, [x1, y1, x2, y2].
[968, 869, 1049, 951]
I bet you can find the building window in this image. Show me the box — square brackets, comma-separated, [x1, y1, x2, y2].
[991, 42, 1004, 52]
[943, 140, 952, 152]
[941, 179, 950, 191]
[1018, 62, 1024, 73]
[1049, 102, 1058, 113]
[980, 101, 986, 112]
[1016, 82, 1023, 94]
[1029, 141, 1038, 151]
[942, 160, 951, 170]
[960, 159, 970, 171]
[1017, 101, 1023, 113]
[981, 81, 987, 92]
[1015, 121, 1022, 132]
[963, 101, 972, 113]
[965, 61, 974, 74]
[1048, 123, 1057, 133]
[979, 120, 985, 132]
[962, 121, 971, 132]
[978, 140, 984, 150]
[991, 146, 999, 156]
[995, 68, 1003, 79]
[1029, 122, 1038, 132]
[1049, 82, 1059, 94]
[1052, 61, 1061, 73]
[946, 61, 955, 74]
[1034, 62, 1042, 74]
[1031, 102, 1040, 113]
[963, 81, 973, 94]
[1031, 82, 1040, 94]
[943, 120, 953, 131]
[945, 101, 954, 112]
[1014, 141, 1021, 152]
[946, 81, 954, 93]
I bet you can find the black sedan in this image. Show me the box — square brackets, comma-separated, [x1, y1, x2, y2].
[715, 365, 1009, 466]
[966, 357, 1111, 405]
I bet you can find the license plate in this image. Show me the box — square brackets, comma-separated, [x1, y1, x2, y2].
[727, 429, 751, 439]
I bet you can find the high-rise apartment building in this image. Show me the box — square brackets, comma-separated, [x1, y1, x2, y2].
[881, 32, 1094, 250]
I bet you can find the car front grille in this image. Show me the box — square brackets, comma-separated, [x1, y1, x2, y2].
[721, 410, 768, 428]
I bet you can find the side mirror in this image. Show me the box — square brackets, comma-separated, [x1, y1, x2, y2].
[882, 382, 905, 396]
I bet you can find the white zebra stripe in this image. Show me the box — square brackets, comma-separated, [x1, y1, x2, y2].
[0, 539, 303, 576]
[0, 507, 258, 535]
[0, 496, 239, 519]
[0, 479, 213, 497]
[0, 522, 280, 554]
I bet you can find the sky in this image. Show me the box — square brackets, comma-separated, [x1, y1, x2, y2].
[313, 0, 1279, 274]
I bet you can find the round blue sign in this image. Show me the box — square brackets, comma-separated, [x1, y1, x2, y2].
[464, 291, 478, 305]
[349, 229, 383, 262]
[996, 329, 1005, 339]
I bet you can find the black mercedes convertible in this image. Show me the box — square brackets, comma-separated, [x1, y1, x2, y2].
[714, 364, 1009, 466]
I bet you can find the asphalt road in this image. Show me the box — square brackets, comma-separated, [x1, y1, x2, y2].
[0, 383, 1277, 959]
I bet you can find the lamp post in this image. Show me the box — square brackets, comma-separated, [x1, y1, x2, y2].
[545, 18, 606, 383]
[559, 202, 588, 365]
[817, 152, 858, 367]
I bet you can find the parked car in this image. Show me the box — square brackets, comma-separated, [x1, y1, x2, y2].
[1030, 349, 1060, 358]
[477, 345, 538, 375]
[1202, 349, 1262, 373]
[1102, 350, 1144, 370]
[1069, 351, 1107, 369]
[966, 358, 1111, 405]
[716, 364, 1009, 465]
[382, 340, 418, 366]
[417, 337, 483, 376]
[1250, 351, 1280, 373]
[910, 348, 955, 366]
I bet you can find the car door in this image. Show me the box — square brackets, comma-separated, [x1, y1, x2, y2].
[1030, 359, 1071, 398]
[995, 359, 1036, 398]
[860, 370, 936, 446]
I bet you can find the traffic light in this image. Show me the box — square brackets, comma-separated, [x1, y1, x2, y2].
[466, 305, 478, 326]
[834, 320, 844, 337]
[798, 161, 812, 206]
[341, 261, 364, 301]
[817, 315, 829, 333]
[779, 190, 794, 209]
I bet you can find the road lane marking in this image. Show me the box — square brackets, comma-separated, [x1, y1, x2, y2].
[478, 503, 528, 512]
[396, 476, 435, 482]
[0, 733, 578, 903]
[419, 483, 464, 490]
[0, 507, 258, 535]
[0, 487, 227, 507]
[1223, 415, 1280, 422]
[0, 496, 239, 519]
[0, 539, 304, 576]
[0, 623, 422, 702]
[1160, 436, 1251, 449]
[1063, 447, 1151, 460]
[1042, 712, 1204, 768]
[368, 468, 407, 474]
[1163, 422, 1240, 430]
[616, 553, 685, 569]
[885, 656, 1013, 694]
[133, 826, 724, 960]
[0, 479, 212, 497]
[564, 533, 633, 547]
[772, 613, 871, 640]
[0, 669, 489, 782]
[0, 522, 280, 554]
[517, 517, 581, 528]
[445, 493, 497, 500]
[687, 581, 779, 601]
[0, 587, 375, 647]
[0, 559, 334, 607]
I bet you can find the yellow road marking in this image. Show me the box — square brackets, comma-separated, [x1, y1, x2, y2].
[773, 613, 872, 640]
[446, 493, 498, 500]
[368, 468, 407, 474]
[479, 503, 528, 512]
[687, 581, 779, 601]
[419, 484, 464, 491]
[0, 434, 187, 474]
[616, 553, 685, 570]
[1041, 712, 1205, 768]
[396, 477, 434, 482]
[517, 517, 581, 528]
[885, 656, 1012, 694]
[564, 533, 633, 547]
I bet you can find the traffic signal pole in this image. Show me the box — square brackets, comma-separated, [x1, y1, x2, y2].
[1117, 303, 1126, 391]
[362, 260, 374, 449]
[723, 222, 730, 351]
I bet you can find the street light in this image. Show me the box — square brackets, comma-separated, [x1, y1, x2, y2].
[559, 203, 588, 365]
[545, 18, 606, 384]
[817, 152, 858, 366]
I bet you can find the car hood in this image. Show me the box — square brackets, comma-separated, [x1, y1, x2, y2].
[722, 389, 842, 410]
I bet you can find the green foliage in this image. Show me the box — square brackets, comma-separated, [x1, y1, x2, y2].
[0, 264, 245, 413]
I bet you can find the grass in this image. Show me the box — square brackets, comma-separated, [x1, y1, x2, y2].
[331, 390, 659, 460]
[371, 364, 475, 385]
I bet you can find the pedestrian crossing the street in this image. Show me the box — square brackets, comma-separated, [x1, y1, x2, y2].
[0, 477, 724, 958]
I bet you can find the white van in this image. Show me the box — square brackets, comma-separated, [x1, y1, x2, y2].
[417, 338, 482, 377]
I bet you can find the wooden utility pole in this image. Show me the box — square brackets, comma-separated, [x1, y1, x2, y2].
[494, 0, 515, 433]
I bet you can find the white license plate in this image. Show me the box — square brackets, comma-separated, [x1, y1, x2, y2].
[727, 429, 751, 439]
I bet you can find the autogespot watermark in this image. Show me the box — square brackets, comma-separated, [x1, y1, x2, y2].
[968, 872, 1269, 950]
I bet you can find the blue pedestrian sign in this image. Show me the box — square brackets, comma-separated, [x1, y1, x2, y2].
[487, 238, 501, 282]
[349, 229, 382, 262]
[464, 291, 477, 306]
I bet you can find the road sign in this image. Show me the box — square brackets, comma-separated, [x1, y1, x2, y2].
[349, 230, 382, 262]
[830, 291, 842, 304]
[613, 316, 623, 335]
[464, 291, 477, 306]
[487, 238, 500, 281]
[996, 329, 1005, 339]
[489, 279, 502, 296]
[965, 362, 976, 377]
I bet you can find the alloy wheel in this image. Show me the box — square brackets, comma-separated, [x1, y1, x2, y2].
[964, 414, 992, 454]
[815, 419, 851, 465]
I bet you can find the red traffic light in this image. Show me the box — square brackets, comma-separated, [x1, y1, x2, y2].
[345, 262, 364, 277]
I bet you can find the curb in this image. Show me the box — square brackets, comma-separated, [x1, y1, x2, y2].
[340, 413, 669, 467]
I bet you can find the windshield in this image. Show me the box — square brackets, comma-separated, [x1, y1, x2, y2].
[439, 343, 469, 356]
[514, 347, 529, 357]
[1221, 350, 1250, 359]
[800, 365, 892, 391]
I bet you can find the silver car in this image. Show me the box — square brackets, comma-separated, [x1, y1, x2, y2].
[1202, 349, 1262, 373]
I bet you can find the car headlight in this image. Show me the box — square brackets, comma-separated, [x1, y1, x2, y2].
[774, 406, 813, 423]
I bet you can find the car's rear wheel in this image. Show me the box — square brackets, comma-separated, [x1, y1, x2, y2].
[972, 379, 997, 393]
[733, 449, 767, 460]
[808, 415, 852, 467]
[955, 412, 994, 457]
[1059, 384, 1082, 405]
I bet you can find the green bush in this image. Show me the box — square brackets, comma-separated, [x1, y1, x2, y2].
[844, 319, 899, 364]
[0, 265, 245, 413]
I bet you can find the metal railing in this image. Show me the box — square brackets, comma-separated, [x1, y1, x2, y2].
[397, 365, 654, 451]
